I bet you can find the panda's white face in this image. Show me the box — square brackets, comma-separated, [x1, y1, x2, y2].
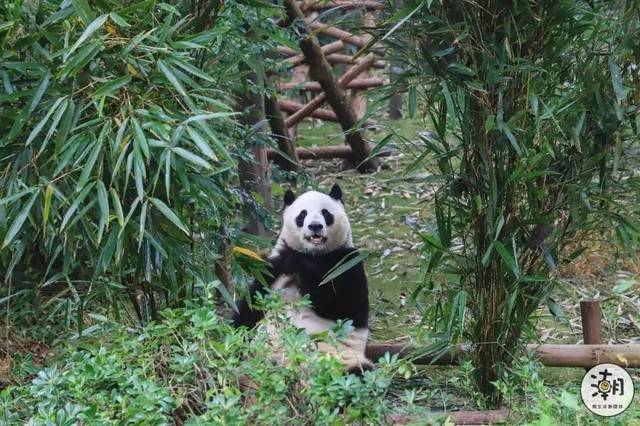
[278, 185, 352, 255]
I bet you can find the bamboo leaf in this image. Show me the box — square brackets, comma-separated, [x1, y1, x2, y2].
[186, 126, 217, 161]
[2, 191, 39, 249]
[91, 75, 131, 99]
[150, 197, 189, 235]
[65, 14, 108, 61]
[138, 200, 148, 250]
[43, 184, 54, 230]
[109, 188, 124, 227]
[320, 250, 369, 286]
[172, 147, 212, 169]
[493, 240, 519, 276]
[60, 182, 95, 231]
[96, 181, 109, 243]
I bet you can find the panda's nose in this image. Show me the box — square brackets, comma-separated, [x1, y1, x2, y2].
[308, 222, 323, 232]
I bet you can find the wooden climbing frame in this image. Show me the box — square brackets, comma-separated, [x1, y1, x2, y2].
[267, 0, 388, 173]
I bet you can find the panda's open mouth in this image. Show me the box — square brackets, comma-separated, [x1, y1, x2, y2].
[305, 234, 327, 245]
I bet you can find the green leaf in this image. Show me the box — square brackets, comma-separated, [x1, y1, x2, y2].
[613, 279, 636, 294]
[447, 62, 475, 77]
[131, 117, 150, 159]
[91, 76, 131, 99]
[42, 184, 54, 230]
[493, 240, 519, 276]
[2, 191, 39, 248]
[25, 97, 66, 145]
[150, 197, 189, 235]
[96, 181, 109, 243]
[65, 14, 108, 61]
[109, 188, 124, 227]
[0, 187, 38, 206]
[72, 0, 96, 24]
[60, 182, 95, 231]
[186, 126, 217, 161]
[172, 147, 212, 169]
[320, 250, 369, 286]
[138, 200, 148, 251]
[77, 140, 102, 191]
[8, 71, 51, 141]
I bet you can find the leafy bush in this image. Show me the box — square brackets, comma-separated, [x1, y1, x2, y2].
[387, 0, 640, 403]
[0, 296, 409, 425]
[0, 0, 291, 325]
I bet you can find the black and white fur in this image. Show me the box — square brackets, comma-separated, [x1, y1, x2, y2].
[233, 184, 372, 373]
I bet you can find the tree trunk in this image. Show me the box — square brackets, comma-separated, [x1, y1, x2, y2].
[237, 71, 272, 236]
[388, 0, 405, 119]
[283, 0, 379, 172]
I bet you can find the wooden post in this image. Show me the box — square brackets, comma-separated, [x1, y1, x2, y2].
[283, 0, 379, 172]
[264, 92, 299, 171]
[580, 300, 603, 344]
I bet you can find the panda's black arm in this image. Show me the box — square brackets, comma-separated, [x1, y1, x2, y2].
[341, 261, 370, 328]
[232, 279, 269, 328]
[231, 253, 288, 328]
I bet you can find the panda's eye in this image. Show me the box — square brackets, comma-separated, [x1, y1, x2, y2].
[321, 209, 334, 226]
[295, 210, 307, 227]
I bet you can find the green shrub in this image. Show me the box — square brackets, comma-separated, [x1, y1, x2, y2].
[0, 296, 411, 425]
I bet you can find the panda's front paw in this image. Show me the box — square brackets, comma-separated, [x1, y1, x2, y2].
[346, 360, 375, 376]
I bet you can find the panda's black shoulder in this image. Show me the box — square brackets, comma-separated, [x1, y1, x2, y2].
[269, 246, 363, 276]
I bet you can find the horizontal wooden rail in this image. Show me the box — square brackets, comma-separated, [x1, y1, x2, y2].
[278, 100, 338, 122]
[267, 145, 392, 160]
[285, 40, 344, 67]
[325, 53, 386, 68]
[299, 0, 385, 11]
[278, 77, 384, 92]
[365, 343, 640, 368]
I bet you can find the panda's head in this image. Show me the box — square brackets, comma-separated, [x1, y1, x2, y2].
[279, 184, 352, 255]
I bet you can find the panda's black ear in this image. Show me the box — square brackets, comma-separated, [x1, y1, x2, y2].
[329, 184, 342, 201]
[284, 189, 296, 206]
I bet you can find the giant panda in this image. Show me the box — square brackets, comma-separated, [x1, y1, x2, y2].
[233, 184, 373, 374]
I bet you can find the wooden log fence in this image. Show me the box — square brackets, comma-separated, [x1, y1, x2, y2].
[277, 77, 384, 92]
[284, 54, 376, 128]
[285, 40, 344, 67]
[267, 144, 392, 160]
[325, 53, 386, 68]
[365, 343, 640, 368]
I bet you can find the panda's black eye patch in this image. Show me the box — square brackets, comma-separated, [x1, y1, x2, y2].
[295, 210, 307, 227]
[321, 209, 334, 226]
